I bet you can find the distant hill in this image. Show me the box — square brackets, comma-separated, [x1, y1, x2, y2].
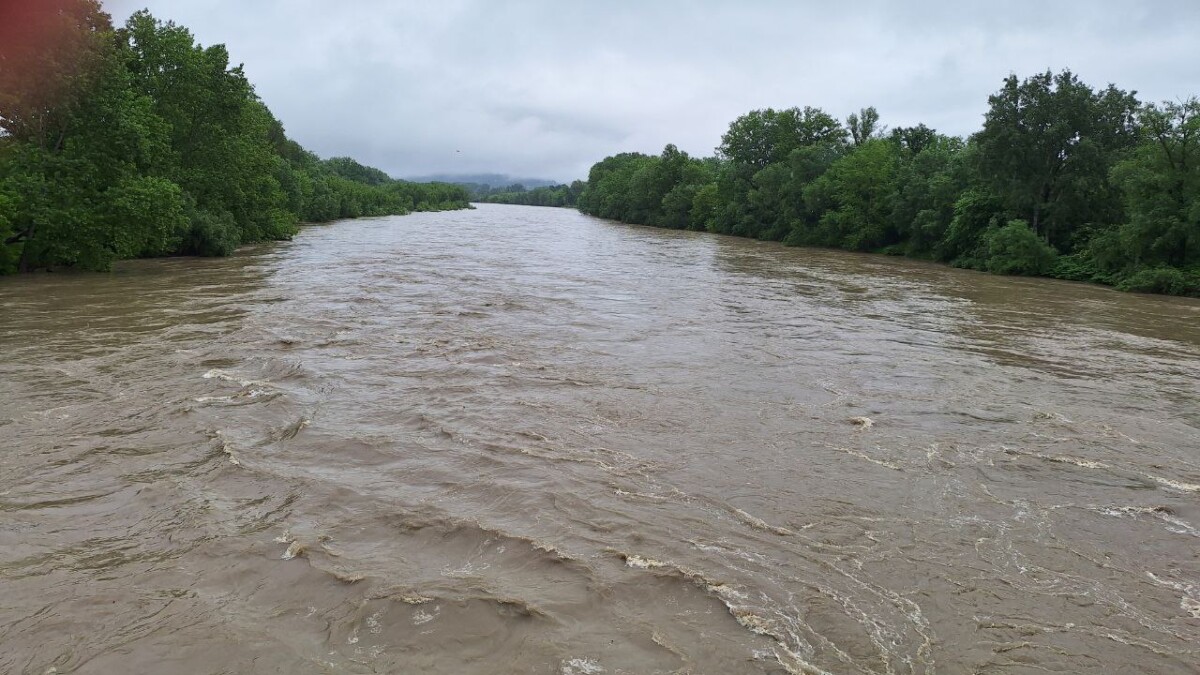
[405, 173, 560, 188]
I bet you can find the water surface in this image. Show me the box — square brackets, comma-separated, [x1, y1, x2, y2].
[2, 204, 1198, 674]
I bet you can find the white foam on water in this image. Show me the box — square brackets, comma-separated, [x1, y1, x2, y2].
[1099, 423, 1139, 444]
[1004, 447, 1110, 470]
[560, 658, 605, 675]
[1095, 506, 1200, 537]
[690, 540, 768, 564]
[1098, 506, 1156, 518]
[281, 540, 305, 560]
[1033, 411, 1075, 424]
[1147, 475, 1200, 493]
[924, 443, 941, 461]
[775, 646, 836, 675]
[195, 388, 274, 403]
[1145, 571, 1200, 619]
[848, 416, 874, 430]
[613, 487, 670, 502]
[731, 508, 793, 536]
[220, 442, 241, 466]
[704, 581, 833, 675]
[202, 368, 259, 388]
[1161, 514, 1200, 537]
[441, 560, 490, 578]
[624, 554, 665, 570]
[707, 583, 749, 603]
[1051, 456, 1109, 469]
[1182, 598, 1200, 619]
[828, 445, 902, 471]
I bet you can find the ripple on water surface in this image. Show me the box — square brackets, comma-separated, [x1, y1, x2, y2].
[1, 204, 1199, 674]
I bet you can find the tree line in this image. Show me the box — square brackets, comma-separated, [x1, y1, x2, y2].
[0, 1, 469, 274]
[577, 71, 1200, 296]
[471, 181, 586, 207]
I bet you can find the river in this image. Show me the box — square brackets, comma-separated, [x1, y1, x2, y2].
[2, 203, 1198, 674]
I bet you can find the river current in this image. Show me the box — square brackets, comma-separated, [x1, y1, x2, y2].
[2, 204, 1198, 674]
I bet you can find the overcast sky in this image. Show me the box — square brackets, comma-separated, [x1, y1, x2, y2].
[104, 1, 1200, 182]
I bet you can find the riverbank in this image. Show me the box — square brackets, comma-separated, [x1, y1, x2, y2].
[575, 79, 1200, 298]
[580, 205, 1200, 298]
[0, 6, 471, 275]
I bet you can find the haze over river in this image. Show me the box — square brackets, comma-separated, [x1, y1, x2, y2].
[2, 204, 1198, 674]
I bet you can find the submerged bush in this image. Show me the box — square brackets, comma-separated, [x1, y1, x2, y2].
[180, 208, 240, 257]
[1116, 266, 1193, 295]
[983, 220, 1058, 276]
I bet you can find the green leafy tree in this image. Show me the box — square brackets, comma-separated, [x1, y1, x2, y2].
[744, 163, 795, 240]
[1078, 98, 1200, 294]
[0, 2, 468, 274]
[0, 187, 19, 274]
[847, 106, 883, 146]
[690, 182, 721, 232]
[0, 0, 112, 146]
[1, 10, 187, 271]
[938, 188, 1009, 265]
[797, 139, 899, 250]
[890, 124, 941, 156]
[888, 133, 967, 256]
[572, 72, 1196, 296]
[1110, 99, 1200, 269]
[718, 107, 847, 169]
[325, 157, 394, 185]
[982, 219, 1058, 275]
[577, 152, 657, 221]
[971, 70, 1139, 249]
[480, 183, 582, 207]
[710, 107, 848, 238]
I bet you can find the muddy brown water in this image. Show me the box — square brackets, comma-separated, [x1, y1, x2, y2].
[1, 203, 1198, 674]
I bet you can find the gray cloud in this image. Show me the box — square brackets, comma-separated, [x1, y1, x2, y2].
[103, 0, 1200, 182]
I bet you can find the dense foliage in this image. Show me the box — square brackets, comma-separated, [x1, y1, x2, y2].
[470, 181, 586, 207]
[0, 1, 468, 273]
[578, 73, 1200, 296]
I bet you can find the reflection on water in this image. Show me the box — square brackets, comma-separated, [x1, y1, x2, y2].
[2, 204, 1198, 674]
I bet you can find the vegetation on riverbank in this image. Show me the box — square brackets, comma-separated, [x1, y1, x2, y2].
[578, 72, 1200, 296]
[0, 1, 469, 274]
[468, 181, 585, 207]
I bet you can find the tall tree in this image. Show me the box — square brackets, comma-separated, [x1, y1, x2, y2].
[1102, 99, 1200, 274]
[0, 0, 112, 146]
[799, 139, 900, 250]
[121, 11, 296, 248]
[847, 106, 883, 146]
[577, 152, 657, 222]
[890, 124, 941, 156]
[718, 107, 847, 169]
[971, 70, 1139, 249]
[888, 133, 967, 256]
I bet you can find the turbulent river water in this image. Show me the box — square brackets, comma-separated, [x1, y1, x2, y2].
[2, 203, 1199, 674]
